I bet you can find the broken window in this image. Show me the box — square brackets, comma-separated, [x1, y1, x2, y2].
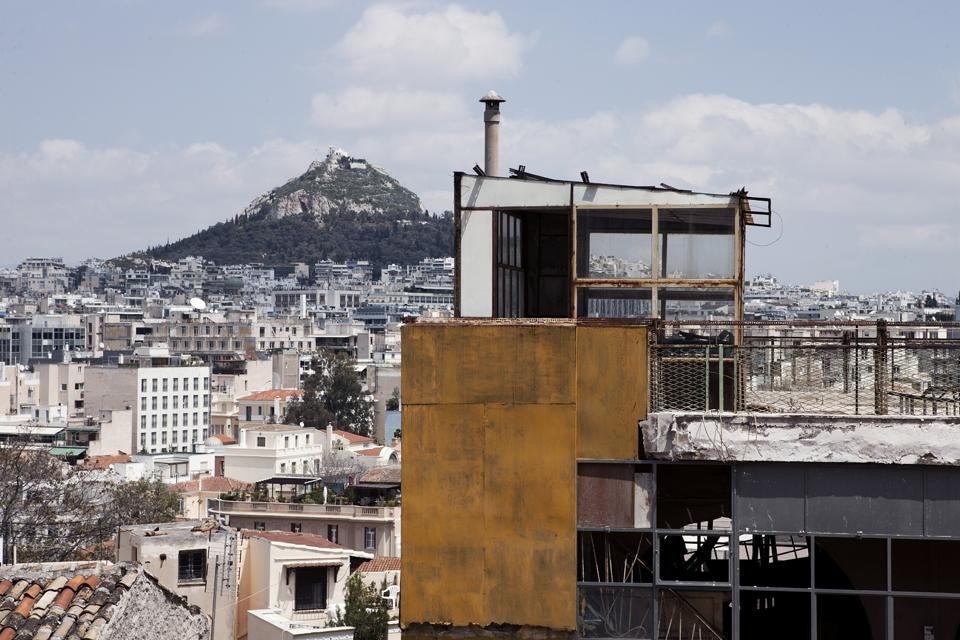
[658, 534, 730, 583]
[577, 586, 653, 640]
[658, 589, 730, 640]
[738, 535, 810, 588]
[578, 531, 652, 584]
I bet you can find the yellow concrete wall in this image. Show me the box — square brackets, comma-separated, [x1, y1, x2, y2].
[576, 325, 648, 460]
[402, 322, 648, 632]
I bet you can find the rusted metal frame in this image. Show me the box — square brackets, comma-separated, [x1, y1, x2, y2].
[730, 463, 740, 640]
[453, 172, 462, 318]
[735, 200, 745, 340]
[651, 206, 660, 318]
[569, 185, 577, 318]
[574, 278, 739, 288]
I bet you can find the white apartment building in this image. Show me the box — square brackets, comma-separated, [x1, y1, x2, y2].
[213, 423, 324, 483]
[85, 346, 212, 455]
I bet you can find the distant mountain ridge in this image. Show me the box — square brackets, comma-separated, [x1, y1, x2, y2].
[131, 148, 452, 268]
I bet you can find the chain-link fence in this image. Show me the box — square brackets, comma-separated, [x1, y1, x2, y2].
[650, 321, 960, 416]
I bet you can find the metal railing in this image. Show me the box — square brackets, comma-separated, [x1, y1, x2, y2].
[208, 498, 398, 519]
[650, 321, 960, 416]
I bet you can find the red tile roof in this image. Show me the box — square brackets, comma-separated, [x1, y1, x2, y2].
[242, 529, 345, 550]
[0, 566, 139, 640]
[210, 433, 236, 445]
[356, 557, 401, 573]
[356, 447, 384, 457]
[237, 389, 302, 402]
[333, 429, 373, 444]
[172, 476, 250, 493]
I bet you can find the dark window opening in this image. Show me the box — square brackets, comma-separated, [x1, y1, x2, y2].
[659, 534, 729, 583]
[656, 464, 731, 530]
[577, 463, 652, 529]
[577, 531, 652, 584]
[294, 567, 328, 611]
[740, 591, 810, 640]
[817, 594, 886, 640]
[892, 539, 960, 593]
[814, 537, 886, 591]
[178, 549, 206, 583]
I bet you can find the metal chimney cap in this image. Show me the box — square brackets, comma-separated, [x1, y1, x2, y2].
[479, 90, 505, 105]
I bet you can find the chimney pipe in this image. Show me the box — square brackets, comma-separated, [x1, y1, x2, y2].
[479, 90, 505, 176]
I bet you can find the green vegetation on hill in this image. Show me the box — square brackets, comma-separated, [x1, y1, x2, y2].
[143, 209, 452, 268]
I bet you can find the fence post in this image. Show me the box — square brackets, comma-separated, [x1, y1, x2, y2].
[842, 331, 851, 394]
[855, 328, 860, 415]
[875, 319, 888, 415]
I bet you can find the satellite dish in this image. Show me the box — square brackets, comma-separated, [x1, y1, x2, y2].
[190, 297, 207, 311]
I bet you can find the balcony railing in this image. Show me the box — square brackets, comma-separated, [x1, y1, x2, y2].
[208, 498, 398, 519]
[650, 320, 960, 416]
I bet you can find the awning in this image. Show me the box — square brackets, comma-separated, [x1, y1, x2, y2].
[49, 446, 87, 457]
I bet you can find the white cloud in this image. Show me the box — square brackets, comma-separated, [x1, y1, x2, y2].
[6, 94, 960, 289]
[336, 4, 535, 82]
[183, 13, 227, 37]
[614, 36, 650, 65]
[311, 87, 468, 130]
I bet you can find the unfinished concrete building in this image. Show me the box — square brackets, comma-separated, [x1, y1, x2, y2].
[402, 102, 960, 640]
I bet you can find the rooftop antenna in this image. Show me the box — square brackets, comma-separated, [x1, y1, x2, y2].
[479, 90, 505, 176]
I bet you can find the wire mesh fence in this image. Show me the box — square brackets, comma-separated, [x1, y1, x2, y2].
[650, 321, 960, 416]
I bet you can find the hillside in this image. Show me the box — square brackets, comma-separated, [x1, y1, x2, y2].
[135, 149, 452, 267]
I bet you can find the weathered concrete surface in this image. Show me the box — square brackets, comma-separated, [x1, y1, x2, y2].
[643, 411, 960, 465]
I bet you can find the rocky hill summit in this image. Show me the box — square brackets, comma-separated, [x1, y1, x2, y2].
[131, 148, 451, 268]
[242, 147, 424, 220]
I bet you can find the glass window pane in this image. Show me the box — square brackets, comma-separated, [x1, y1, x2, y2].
[576, 210, 652, 278]
[661, 287, 735, 321]
[659, 208, 735, 278]
[892, 539, 960, 593]
[577, 586, 653, 639]
[814, 537, 886, 590]
[577, 287, 652, 318]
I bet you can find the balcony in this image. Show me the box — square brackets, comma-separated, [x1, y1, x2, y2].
[208, 498, 398, 521]
[650, 320, 960, 416]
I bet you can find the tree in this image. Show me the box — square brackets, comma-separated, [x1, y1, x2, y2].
[385, 388, 400, 412]
[0, 436, 180, 563]
[335, 573, 388, 640]
[284, 350, 374, 436]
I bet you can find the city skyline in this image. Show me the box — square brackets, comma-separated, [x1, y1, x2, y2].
[3, 2, 960, 291]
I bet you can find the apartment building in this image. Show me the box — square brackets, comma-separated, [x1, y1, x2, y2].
[84, 345, 211, 454]
[34, 360, 85, 416]
[402, 167, 960, 640]
[0, 314, 86, 365]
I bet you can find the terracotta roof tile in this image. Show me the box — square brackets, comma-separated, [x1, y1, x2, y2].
[237, 389, 302, 402]
[172, 476, 250, 493]
[0, 567, 143, 640]
[79, 454, 131, 470]
[242, 529, 345, 550]
[356, 557, 401, 573]
[333, 429, 373, 444]
[356, 447, 383, 457]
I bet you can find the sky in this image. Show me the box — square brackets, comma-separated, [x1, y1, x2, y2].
[2, 1, 959, 293]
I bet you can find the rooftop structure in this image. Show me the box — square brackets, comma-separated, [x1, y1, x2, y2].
[401, 105, 960, 640]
